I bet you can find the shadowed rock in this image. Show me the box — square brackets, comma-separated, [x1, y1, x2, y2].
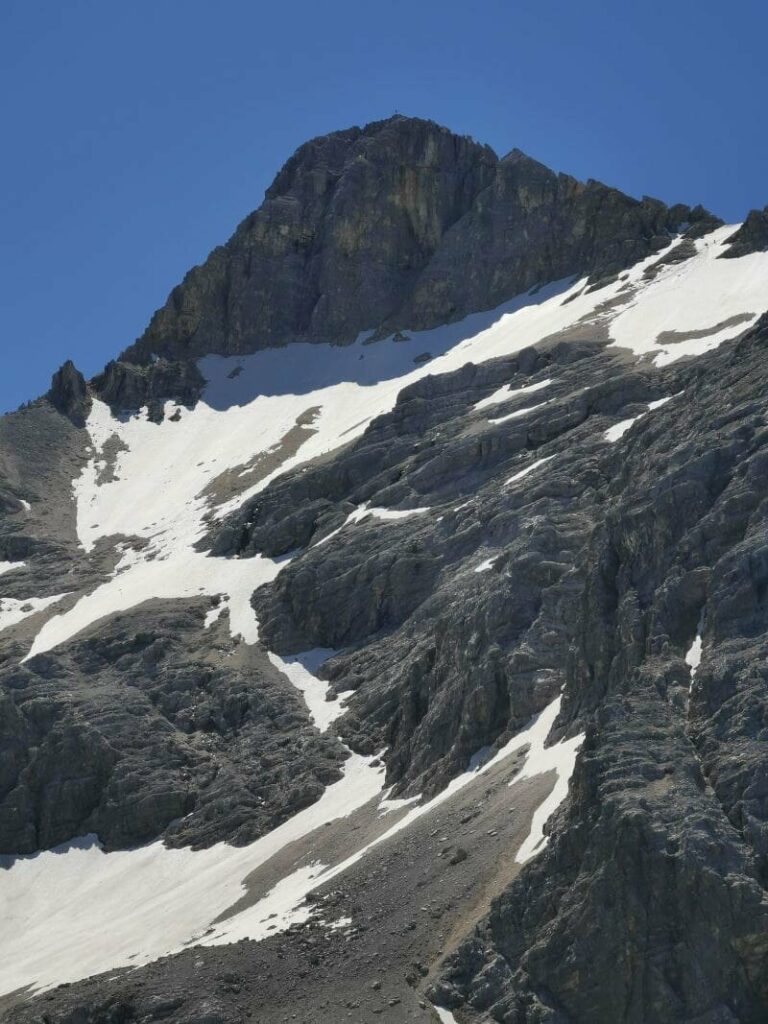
[47, 360, 91, 427]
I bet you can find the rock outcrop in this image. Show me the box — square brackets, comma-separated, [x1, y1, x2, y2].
[46, 360, 91, 427]
[117, 116, 719, 372]
[722, 205, 768, 258]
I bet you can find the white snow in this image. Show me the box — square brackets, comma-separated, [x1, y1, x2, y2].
[512, 700, 584, 864]
[433, 1008, 460, 1024]
[685, 635, 703, 673]
[377, 788, 422, 817]
[0, 686, 582, 998]
[474, 557, 497, 573]
[25, 548, 284, 658]
[609, 226, 765, 365]
[0, 594, 67, 634]
[203, 602, 225, 628]
[488, 400, 548, 425]
[604, 417, 640, 443]
[325, 915, 353, 931]
[315, 503, 430, 547]
[474, 377, 553, 412]
[686, 634, 703, 694]
[0, 561, 25, 578]
[268, 649, 354, 732]
[505, 455, 555, 486]
[604, 393, 681, 443]
[205, 697, 583, 952]
[364, 505, 430, 521]
[0, 750, 386, 997]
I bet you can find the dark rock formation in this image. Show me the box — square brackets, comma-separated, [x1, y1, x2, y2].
[47, 360, 91, 427]
[92, 356, 205, 420]
[0, 600, 346, 854]
[117, 116, 718, 372]
[722, 206, 768, 258]
[430, 316, 768, 1023]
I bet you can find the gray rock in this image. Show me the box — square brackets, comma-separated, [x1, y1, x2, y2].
[47, 360, 91, 427]
[721, 206, 768, 258]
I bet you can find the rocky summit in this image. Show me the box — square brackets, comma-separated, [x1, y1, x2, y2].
[1, 115, 767, 1024]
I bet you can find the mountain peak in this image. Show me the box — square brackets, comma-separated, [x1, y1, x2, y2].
[117, 119, 718, 390]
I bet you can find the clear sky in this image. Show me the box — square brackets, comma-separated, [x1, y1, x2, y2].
[1, 0, 767, 413]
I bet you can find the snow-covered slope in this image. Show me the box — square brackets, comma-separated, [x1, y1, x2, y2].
[24, 224, 767, 662]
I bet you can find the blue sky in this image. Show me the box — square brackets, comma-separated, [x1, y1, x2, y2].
[1, 0, 767, 412]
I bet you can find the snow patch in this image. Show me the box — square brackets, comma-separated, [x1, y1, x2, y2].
[210, 697, 582, 949]
[0, 750, 386, 997]
[488, 400, 548, 425]
[0, 594, 67, 634]
[686, 634, 703, 694]
[0, 561, 25, 578]
[378, 788, 422, 817]
[268, 649, 353, 732]
[505, 455, 555, 486]
[24, 549, 285, 659]
[609, 226, 766, 365]
[474, 557, 497, 573]
[604, 417, 639, 443]
[474, 377, 553, 412]
[313, 503, 429, 548]
[512, 704, 584, 864]
[433, 1008, 460, 1024]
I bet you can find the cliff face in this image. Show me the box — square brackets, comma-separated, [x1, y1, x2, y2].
[119, 116, 717, 370]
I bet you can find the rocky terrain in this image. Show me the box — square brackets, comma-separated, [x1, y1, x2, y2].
[1, 116, 767, 1024]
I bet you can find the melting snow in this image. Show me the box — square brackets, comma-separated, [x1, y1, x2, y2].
[604, 392, 681, 443]
[0, 697, 583, 997]
[686, 634, 703, 694]
[0, 750, 386, 997]
[0, 561, 25, 578]
[325, 915, 353, 931]
[604, 417, 640, 443]
[204, 697, 584, 952]
[474, 376, 553, 412]
[377, 788, 422, 817]
[267, 649, 353, 732]
[6, 214, 765, 999]
[488, 400, 549, 425]
[433, 1008, 460, 1024]
[0, 594, 67, 633]
[474, 557, 497, 573]
[505, 455, 555, 486]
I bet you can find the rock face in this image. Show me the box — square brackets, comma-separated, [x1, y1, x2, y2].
[92, 357, 205, 419]
[722, 205, 768, 258]
[46, 360, 91, 427]
[118, 116, 718, 372]
[1, 117, 767, 1024]
[0, 600, 345, 853]
[431, 318, 768, 1023]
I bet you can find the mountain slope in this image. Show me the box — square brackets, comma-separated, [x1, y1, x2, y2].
[1, 117, 767, 1024]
